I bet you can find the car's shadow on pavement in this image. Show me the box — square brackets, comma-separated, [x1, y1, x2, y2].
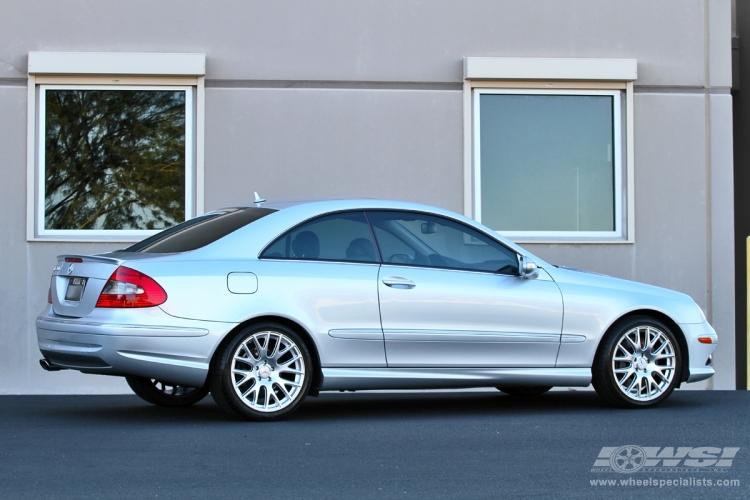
[10, 388, 713, 425]
[292, 389, 710, 421]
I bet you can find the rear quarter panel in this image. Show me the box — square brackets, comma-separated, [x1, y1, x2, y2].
[129, 259, 387, 367]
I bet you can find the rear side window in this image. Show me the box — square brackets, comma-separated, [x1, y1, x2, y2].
[123, 207, 276, 253]
[261, 211, 379, 263]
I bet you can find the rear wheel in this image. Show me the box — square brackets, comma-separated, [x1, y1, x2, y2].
[126, 376, 209, 407]
[593, 316, 682, 408]
[496, 386, 552, 396]
[211, 323, 312, 421]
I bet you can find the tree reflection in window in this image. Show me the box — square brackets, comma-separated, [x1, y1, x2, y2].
[44, 89, 186, 230]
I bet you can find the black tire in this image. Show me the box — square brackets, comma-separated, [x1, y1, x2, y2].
[211, 322, 313, 421]
[126, 376, 209, 407]
[592, 316, 682, 408]
[496, 386, 552, 396]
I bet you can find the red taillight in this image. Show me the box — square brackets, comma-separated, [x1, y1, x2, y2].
[48, 287, 52, 304]
[95, 266, 167, 308]
[65, 257, 83, 263]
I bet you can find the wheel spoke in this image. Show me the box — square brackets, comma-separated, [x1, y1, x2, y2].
[625, 375, 638, 394]
[280, 355, 301, 367]
[625, 335, 639, 351]
[252, 336, 264, 359]
[240, 343, 256, 361]
[232, 369, 254, 387]
[280, 368, 304, 375]
[234, 355, 254, 367]
[263, 333, 272, 356]
[242, 384, 257, 400]
[275, 382, 290, 399]
[650, 370, 668, 384]
[654, 352, 675, 361]
[617, 371, 634, 386]
[272, 344, 293, 361]
[269, 335, 281, 358]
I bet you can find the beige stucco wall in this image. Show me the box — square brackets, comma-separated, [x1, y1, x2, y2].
[0, 0, 736, 393]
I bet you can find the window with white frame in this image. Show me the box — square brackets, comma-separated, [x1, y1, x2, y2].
[27, 52, 205, 240]
[464, 57, 636, 242]
[39, 85, 193, 234]
[474, 89, 621, 237]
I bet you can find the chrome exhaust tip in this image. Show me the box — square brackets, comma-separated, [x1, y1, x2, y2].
[39, 359, 62, 372]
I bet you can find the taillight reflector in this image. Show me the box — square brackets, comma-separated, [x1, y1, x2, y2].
[48, 287, 52, 304]
[697, 337, 715, 345]
[95, 266, 167, 308]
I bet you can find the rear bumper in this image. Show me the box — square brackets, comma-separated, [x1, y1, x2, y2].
[36, 306, 237, 387]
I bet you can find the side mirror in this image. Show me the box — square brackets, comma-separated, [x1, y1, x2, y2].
[518, 255, 539, 279]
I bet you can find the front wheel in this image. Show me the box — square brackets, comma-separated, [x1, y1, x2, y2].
[593, 316, 682, 408]
[211, 323, 312, 421]
[126, 376, 209, 407]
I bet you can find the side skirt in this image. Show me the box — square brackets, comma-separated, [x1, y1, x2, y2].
[319, 367, 591, 391]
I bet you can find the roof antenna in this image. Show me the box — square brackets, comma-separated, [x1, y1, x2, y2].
[254, 192, 266, 206]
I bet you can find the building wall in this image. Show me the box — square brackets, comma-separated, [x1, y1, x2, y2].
[0, 0, 736, 393]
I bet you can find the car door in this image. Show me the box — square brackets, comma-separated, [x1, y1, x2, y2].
[367, 211, 563, 368]
[259, 211, 386, 367]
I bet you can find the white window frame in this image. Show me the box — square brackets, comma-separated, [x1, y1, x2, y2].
[37, 84, 195, 239]
[26, 52, 206, 242]
[463, 57, 637, 243]
[473, 88, 623, 239]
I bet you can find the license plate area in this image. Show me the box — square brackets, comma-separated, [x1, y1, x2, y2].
[64, 277, 88, 302]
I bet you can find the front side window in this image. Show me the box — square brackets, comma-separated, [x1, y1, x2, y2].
[261, 212, 379, 263]
[474, 89, 622, 239]
[38, 85, 194, 237]
[367, 211, 519, 275]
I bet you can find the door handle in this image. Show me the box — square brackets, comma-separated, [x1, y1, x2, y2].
[381, 276, 416, 289]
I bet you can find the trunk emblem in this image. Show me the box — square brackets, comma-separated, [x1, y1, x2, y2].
[66, 264, 74, 275]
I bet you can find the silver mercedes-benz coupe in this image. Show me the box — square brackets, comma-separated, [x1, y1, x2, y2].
[37, 199, 717, 420]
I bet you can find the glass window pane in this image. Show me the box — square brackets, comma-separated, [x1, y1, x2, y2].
[479, 93, 615, 232]
[124, 207, 276, 253]
[261, 212, 379, 263]
[367, 211, 518, 274]
[44, 89, 187, 230]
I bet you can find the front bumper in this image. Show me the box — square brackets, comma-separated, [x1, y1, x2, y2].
[680, 321, 718, 383]
[36, 305, 237, 387]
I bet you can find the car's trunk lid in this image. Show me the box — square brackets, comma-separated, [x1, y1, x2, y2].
[50, 254, 124, 318]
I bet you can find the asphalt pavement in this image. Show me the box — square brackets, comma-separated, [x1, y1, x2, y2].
[0, 389, 748, 499]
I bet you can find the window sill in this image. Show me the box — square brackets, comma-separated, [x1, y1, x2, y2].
[28, 236, 151, 243]
[509, 237, 633, 245]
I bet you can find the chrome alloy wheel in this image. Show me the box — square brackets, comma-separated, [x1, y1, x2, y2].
[612, 325, 676, 401]
[230, 331, 306, 412]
